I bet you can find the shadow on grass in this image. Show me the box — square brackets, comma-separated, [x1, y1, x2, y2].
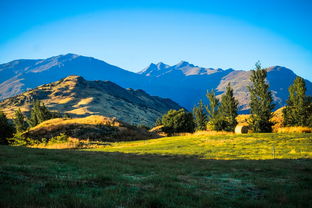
[0, 145, 311, 208]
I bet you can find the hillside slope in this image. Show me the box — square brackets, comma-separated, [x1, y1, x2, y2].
[0, 75, 181, 126]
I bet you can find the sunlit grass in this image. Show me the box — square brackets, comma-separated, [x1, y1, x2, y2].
[277, 126, 312, 133]
[0, 145, 311, 207]
[88, 133, 312, 160]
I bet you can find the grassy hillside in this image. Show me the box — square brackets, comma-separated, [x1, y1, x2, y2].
[89, 133, 312, 160]
[0, 145, 311, 208]
[0, 75, 181, 126]
[20, 115, 157, 142]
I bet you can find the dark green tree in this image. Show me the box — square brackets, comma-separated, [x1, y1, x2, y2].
[205, 90, 223, 130]
[0, 110, 14, 144]
[27, 100, 52, 127]
[283, 76, 312, 127]
[13, 109, 28, 132]
[219, 83, 239, 131]
[248, 62, 275, 132]
[193, 100, 207, 131]
[205, 90, 219, 119]
[162, 109, 195, 134]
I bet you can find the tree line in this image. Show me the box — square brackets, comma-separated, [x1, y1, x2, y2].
[158, 62, 312, 134]
[0, 100, 68, 144]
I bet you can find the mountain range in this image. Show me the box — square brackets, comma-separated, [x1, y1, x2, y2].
[1, 53, 311, 112]
[0, 75, 181, 126]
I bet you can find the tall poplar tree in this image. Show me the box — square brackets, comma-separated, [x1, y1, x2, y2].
[283, 76, 312, 127]
[248, 62, 275, 132]
[205, 89, 222, 130]
[205, 89, 219, 120]
[219, 83, 239, 131]
[193, 100, 207, 131]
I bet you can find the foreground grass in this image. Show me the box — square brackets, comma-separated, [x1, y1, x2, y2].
[89, 133, 312, 160]
[0, 145, 312, 208]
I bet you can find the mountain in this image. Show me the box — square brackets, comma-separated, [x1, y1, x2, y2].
[0, 75, 181, 126]
[0, 53, 144, 100]
[139, 62, 312, 112]
[139, 61, 226, 77]
[1, 53, 311, 112]
[138, 61, 235, 110]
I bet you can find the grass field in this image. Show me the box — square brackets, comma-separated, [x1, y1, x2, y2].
[0, 133, 312, 207]
[89, 133, 312, 160]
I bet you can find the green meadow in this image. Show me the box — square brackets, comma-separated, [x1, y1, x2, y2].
[0, 133, 312, 207]
[89, 133, 312, 160]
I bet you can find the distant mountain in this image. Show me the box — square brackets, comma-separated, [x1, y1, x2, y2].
[215, 66, 309, 111]
[139, 61, 227, 77]
[0, 54, 144, 100]
[139, 62, 312, 112]
[138, 61, 235, 110]
[0, 75, 181, 126]
[1, 54, 311, 112]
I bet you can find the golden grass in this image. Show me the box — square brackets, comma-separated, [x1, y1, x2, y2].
[73, 97, 94, 107]
[65, 107, 93, 115]
[30, 137, 82, 149]
[177, 130, 233, 136]
[55, 97, 74, 104]
[277, 126, 312, 133]
[31, 115, 121, 131]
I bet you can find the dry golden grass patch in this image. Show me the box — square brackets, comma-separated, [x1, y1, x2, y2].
[31, 115, 121, 131]
[65, 107, 93, 115]
[55, 97, 74, 104]
[277, 126, 312, 133]
[73, 97, 94, 107]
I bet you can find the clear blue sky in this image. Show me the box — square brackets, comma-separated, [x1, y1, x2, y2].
[1, 0, 312, 80]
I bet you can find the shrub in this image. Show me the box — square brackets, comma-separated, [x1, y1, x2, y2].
[9, 133, 39, 146]
[48, 133, 69, 144]
[161, 109, 195, 134]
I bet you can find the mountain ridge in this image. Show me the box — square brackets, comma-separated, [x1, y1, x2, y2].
[1, 53, 311, 112]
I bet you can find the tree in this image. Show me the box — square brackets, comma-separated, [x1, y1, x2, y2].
[162, 109, 195, 134]
[13, 109, 28, 132]
[205, 90, 219, 120]
[248, 62, 275, 132]
[205, 90, 224, 130]
[219, 83, 239, 131]
[283, 76, 312, 127]
[0, 110, 14, 144]
[193, 100, 207, 131]
[27, 100, 52, 127]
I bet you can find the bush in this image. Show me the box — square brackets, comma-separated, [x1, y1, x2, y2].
[9, 132, 69, 146]
[48, 133, 69, 144]
[9, 133, 39, 146]
[161, 109, 195, 134]
[0, 111, 15, 144]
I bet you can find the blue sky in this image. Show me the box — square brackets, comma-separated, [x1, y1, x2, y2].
[1, 0, 312, 80]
